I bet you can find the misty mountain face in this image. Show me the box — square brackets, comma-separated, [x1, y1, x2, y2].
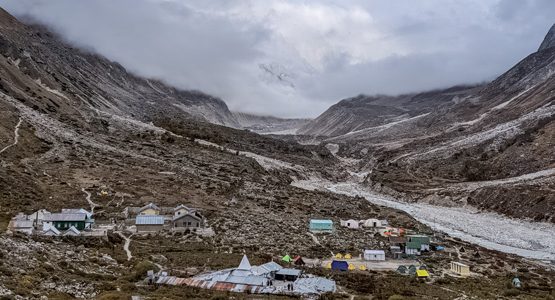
[298, 85, 480, 137]
[0, 8, 239, 128]
[233, 111, 310, 134]
[0, 6, 341, 216]
[304, 24, 555, 222]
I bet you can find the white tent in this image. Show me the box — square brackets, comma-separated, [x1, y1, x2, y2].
[43, 225, 61, 236]
[63, 226, 81, 236]
[362, 218, 382, 228]
[364, 250, 385, 261]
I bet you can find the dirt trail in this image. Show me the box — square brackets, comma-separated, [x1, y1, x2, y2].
[0, 117, 22, 155]
[81, 188, 99, 214]
[117, 231, 133, 261]
[307, 232, 321, 245]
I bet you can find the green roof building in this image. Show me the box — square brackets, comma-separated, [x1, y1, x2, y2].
[405, 235, 431, 255]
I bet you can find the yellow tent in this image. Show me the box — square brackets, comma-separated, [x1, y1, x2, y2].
[325, 262, 332, 269]
[344, 253, 352, 259]
[348, 264, 355, 271]
[359, 265, 367, 271]
[335, 253, 343, 259]
[416, 270, 430, 278]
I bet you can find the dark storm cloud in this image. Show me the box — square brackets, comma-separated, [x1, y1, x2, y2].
[1, 0, 553, 117]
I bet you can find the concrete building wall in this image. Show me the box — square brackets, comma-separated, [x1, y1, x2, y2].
[136, 224, 164, 232]
[173, 215, 201, 228]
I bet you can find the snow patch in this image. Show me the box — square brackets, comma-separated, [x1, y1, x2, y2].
[491, 85, 536, 111]
[35, 78, 69, 100]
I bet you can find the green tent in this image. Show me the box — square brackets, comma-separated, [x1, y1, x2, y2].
[282, 255, 293, 263]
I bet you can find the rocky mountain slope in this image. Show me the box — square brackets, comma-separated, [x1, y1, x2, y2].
[303, 24, 555, 222]
[0, 8, 240, 128]
[297, 85, 481, 137]
[539, 23, 555, 52]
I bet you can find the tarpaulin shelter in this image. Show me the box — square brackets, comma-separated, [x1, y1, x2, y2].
[293, 256, 305, 266]
[331, 260, 349, 271]
[416, 270, 430, 278]
[309, 219, 333, 233]
[396, 265, 407, 274]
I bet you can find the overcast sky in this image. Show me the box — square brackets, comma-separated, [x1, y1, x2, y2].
[2, 0, 554, 117]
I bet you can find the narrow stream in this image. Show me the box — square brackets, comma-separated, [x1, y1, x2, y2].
[293, 179, 555, 261]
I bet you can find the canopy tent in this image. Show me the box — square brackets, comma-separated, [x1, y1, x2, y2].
[282, 255, 293, 263]
[416, 270, 430, 278]
[331, 260, 349, 272]
[396, 265, 408, 274]
[512, 277, 521, 288]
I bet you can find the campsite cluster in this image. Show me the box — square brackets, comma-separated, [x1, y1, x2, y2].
[5, 193, 539, 298]
[144, 216, 483, 297]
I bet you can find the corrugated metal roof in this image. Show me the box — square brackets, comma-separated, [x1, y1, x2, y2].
[135, 215, 165, 225]
[275, 268, 302, 276]
[224, 275, 266, 286]
[139, 203, 160, 212]
[294, 277, 336, 294]
[45, 213, 87, 222]
[12, 220, 33, 228]
[61, 208, 92, 218]
[252, 261, 282, 275]
[364, 250, 385, 255]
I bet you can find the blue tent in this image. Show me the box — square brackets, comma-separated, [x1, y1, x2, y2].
[331, 260, 349, 271]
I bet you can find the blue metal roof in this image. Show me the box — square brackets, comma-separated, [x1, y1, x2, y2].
[136, 215, 165, 225]
[310, 219, 333, 224]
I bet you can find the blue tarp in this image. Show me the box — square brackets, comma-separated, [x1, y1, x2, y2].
[331, 260, 348, 271]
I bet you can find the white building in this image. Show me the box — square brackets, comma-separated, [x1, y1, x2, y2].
[362, 218, 382, 228]
[8, 218, 34, 235]
[341, 219, 360, 229]
[364, 250, 386, 261]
